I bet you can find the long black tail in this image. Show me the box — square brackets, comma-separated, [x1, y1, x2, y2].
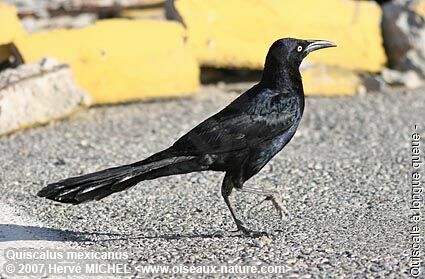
[37, 149, 208, 204]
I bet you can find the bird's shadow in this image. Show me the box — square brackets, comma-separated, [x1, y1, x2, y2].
[0, 224, 114, 243]
[0, 224, 260, 243]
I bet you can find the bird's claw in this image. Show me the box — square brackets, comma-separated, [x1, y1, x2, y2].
[233, 219, 267, 237]
[267, 195, 285, 220]
[249, 194, 290, 221]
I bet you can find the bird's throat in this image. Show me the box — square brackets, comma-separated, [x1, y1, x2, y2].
[260, 62, 303, 96]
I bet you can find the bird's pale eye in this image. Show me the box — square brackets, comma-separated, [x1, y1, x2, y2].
[297, 46, 303, 52]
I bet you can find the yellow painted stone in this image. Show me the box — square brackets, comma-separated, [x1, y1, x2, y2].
[14, 20, 199, 104]
[175, 0, 386, 72]
[302, 65, 360, 96]
[0, 2, 26, 45]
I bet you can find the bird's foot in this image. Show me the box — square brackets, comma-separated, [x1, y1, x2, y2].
[250, 194, 291, 221]
[234, 219, 268, 238]
[266, 195, 285, 220]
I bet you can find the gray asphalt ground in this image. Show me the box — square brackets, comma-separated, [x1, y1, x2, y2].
[0, 85, 424, 278]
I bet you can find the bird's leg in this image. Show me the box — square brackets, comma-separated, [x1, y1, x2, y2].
[221, 175, 249, 234]
[240, 186, 289, 220]
[221, 175, 269, 237]
[221, 174, 268, 237]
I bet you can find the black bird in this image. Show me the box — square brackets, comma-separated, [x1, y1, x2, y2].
[38, 38, 336, 235]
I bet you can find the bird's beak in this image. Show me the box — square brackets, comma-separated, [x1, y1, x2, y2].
[305, 40, 337, 54]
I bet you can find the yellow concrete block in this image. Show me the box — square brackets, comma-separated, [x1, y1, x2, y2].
[0, 2, 26, 45]
[302, 66, 360, 96]
[14, 20, 199, 104]
[175, 0, 386, 72]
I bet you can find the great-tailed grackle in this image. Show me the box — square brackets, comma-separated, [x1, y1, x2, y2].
[38, 38, 336, 235]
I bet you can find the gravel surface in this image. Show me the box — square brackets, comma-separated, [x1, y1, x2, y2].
[0, 85, 424, 278]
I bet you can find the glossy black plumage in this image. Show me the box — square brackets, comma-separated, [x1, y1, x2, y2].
[37, 38, 336, 235]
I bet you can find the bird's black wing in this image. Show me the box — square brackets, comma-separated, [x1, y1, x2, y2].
[172, 87, 300, 155]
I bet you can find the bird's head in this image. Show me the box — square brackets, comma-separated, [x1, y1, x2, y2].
[266, 38, 336, 68]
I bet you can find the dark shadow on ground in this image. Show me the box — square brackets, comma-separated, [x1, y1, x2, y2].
[0, 224, 274, 243]
[94, 231, 247, 241]
[0, 224, 121, 243]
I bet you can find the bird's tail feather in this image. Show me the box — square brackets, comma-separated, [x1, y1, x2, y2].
[37, 150, 206, 204]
